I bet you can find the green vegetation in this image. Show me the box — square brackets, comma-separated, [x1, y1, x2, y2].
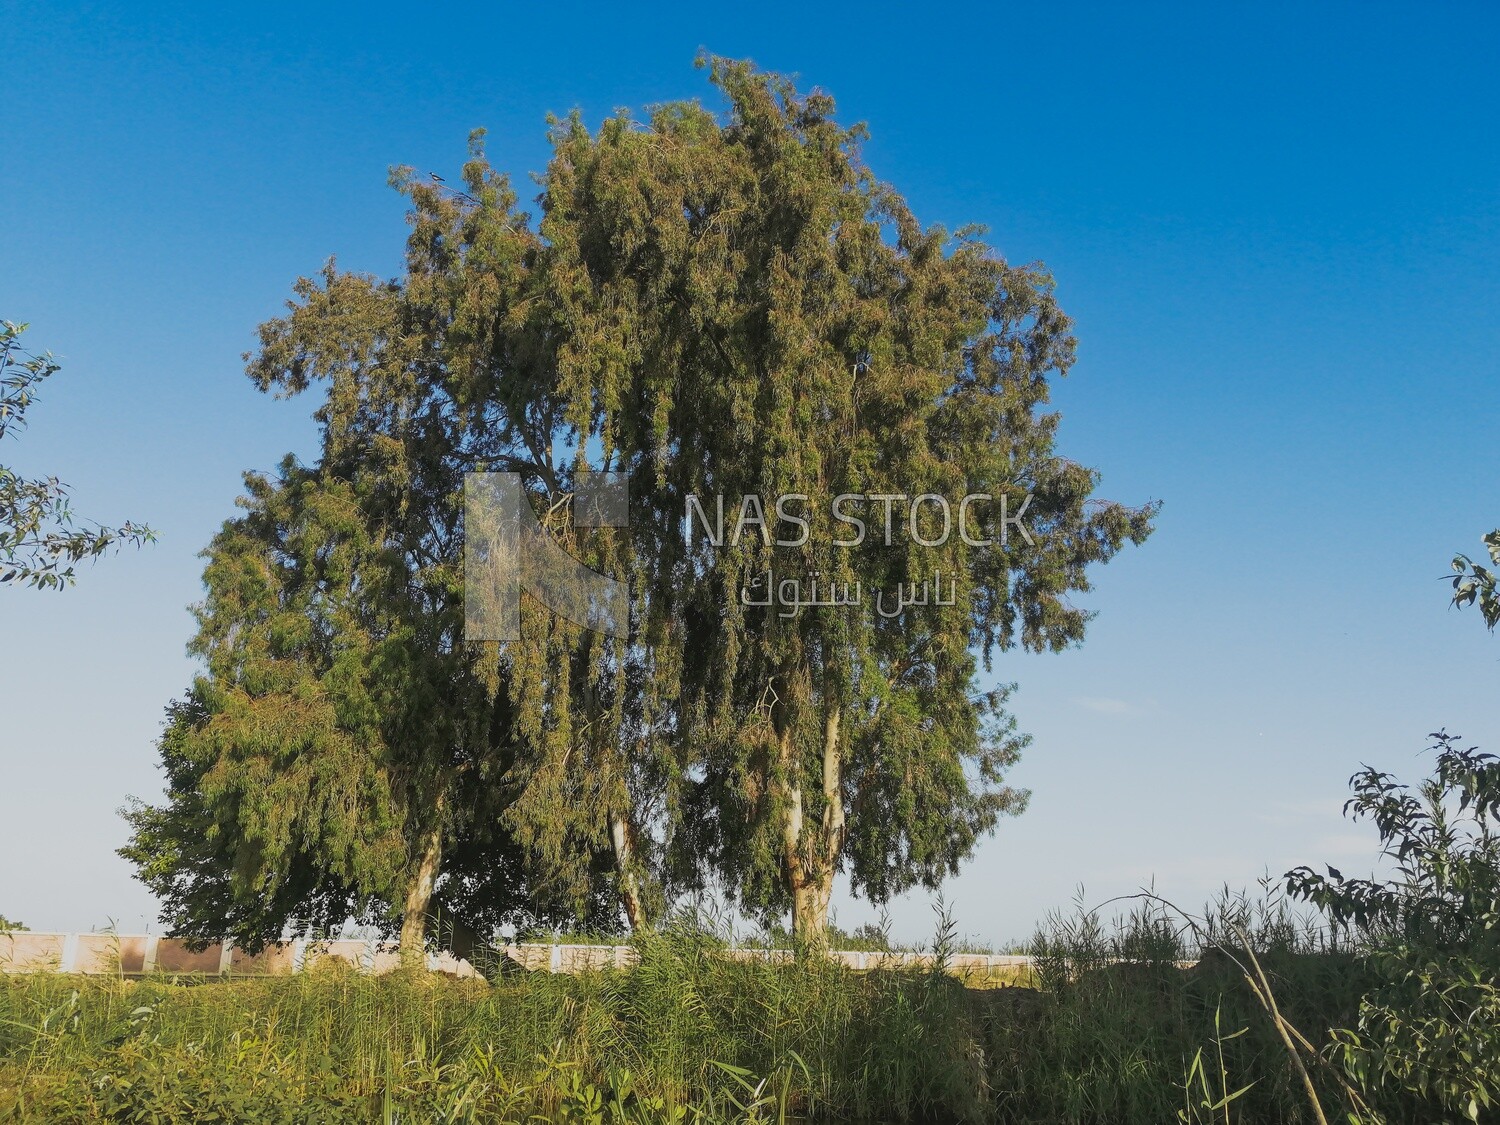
[0, 927, 974, 1123]
[0, 898, 1425, 1124]
[12, 736, 1500, 1122]
[0, 321, 153, 589]
[1288, 731, 1500, 1121]
[557, 58, 1156, 943]
[1017, 891, 1378, 1125]
[1450, 530, 1500, 630]
[120, 56, 1153, 957]
[45, 745, 1500, 1125]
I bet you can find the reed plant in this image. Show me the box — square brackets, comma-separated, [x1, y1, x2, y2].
[0, 892, 1443, 1123]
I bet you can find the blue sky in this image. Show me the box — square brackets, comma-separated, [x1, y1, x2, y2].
[2, 1, 1498, 943]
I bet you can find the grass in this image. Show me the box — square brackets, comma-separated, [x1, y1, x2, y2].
[0, 922, 985, 1123]
[0, 896, 1446, 1123]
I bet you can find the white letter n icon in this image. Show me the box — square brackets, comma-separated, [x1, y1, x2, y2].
[463, 471, 629, 640]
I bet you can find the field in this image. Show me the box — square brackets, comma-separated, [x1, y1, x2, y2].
[0, 907, 1413, 1124]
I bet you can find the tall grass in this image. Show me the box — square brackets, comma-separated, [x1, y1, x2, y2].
[0, 894, 1440, 1123]
[0, 920, 980, 1123]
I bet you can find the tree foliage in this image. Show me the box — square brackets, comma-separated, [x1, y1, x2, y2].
[121, 458, 549, 954]
[534, 57, 1155, 936]
[123, 168, 629, 952]
[1450, 530, 1500, 630]
[126, 57, 1155, 951]
[1288, 733, 1500, 1121]
[0, 321, 153, 588]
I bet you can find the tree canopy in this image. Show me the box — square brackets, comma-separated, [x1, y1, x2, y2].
[127, 57, 1155, 953]
[535, 57, 1156, 937]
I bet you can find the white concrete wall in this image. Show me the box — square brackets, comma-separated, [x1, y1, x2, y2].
[0, 932, 1033, 977]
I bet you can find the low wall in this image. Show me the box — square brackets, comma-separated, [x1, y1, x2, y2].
[0, 933, 475, 977]
[0, 932, 1032, 978]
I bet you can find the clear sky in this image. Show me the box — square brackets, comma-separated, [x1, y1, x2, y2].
[3, 1, 1498, 945]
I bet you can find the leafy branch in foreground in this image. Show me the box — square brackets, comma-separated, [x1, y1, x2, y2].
[1289, 732, 1500, 1123]
[0, 320, 154, 588]
[1449, 530, 1500, 630]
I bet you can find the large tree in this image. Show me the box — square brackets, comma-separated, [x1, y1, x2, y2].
[125, 163, 651, 951]
[128, 57, 1155, 951]
[531, 58, 1157, 940]
[1, 321, 152, 588]
[122, 456, 557, 958]
[385, 149, 676, 933]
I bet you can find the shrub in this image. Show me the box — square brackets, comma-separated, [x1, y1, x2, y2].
[1289, 731, 1500, 1122]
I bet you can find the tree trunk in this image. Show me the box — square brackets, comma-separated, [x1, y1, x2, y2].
[784, 704, 843, 952]
[610, 810, 649, 932]
[400, 817, 443, 965]
[792, 877, 835, 946]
